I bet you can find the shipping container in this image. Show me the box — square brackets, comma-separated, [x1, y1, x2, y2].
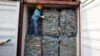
[1, 0, 100, 56]
[0, 0, 81, 56]
[21, 0, 80, 56]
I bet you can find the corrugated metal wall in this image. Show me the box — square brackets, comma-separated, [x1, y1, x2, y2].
[0, 1, 20, 56]
[81, 0, 100, 56]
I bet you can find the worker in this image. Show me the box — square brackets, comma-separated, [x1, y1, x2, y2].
[28, 4, 44, 35]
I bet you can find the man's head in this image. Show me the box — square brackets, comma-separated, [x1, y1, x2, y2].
[36, 4, 42, 10]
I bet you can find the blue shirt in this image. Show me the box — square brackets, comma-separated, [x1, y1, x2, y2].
[31, 9, 41, 21]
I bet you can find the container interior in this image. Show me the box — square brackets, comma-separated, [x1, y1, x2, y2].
[23, 4, 77, 56]
[23, 5, 77, 35]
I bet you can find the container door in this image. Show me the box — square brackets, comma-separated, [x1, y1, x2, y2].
[81, 0, 100, 56]
[0, 1, 20, 56]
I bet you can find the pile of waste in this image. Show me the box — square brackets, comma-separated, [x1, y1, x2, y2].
[42, 36, 59, 56]
[42, 9, 59, 36]
[24, 35, 42, 56]
[60, 9, 77, 36]
[25, 8, 77, 56]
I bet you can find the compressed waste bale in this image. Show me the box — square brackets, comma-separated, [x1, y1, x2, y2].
[67, 37, 76, 56]
[37, 18, 43, 35]
[60, 9, 77, 36]
[59, 35, 69, 56]
[59, 35, 76, 56]
[24, 35, 42, 56]
[42, 36, 59, 56]
[42, 9, 59, 36]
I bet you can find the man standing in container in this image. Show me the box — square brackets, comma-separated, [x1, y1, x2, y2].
[28, 4, 43, 35]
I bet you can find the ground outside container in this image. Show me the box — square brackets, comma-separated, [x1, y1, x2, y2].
[17, 0, 81, 56]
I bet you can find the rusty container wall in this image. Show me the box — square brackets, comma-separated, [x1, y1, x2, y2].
[24, 0, 77, 3]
